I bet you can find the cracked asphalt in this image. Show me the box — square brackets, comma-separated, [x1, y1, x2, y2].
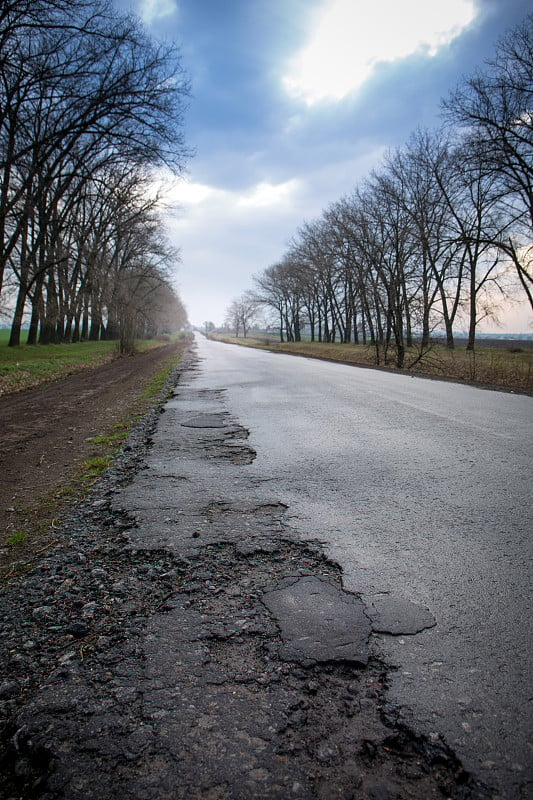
[186, 334, 532, 800]
[0, 339, 527, 799]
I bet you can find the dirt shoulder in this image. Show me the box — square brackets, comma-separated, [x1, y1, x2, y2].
[0, 340, 187, 570]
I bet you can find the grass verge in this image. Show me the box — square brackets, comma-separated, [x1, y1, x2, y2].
[211, 334, 533, 395]
[0, 332, 176, 395]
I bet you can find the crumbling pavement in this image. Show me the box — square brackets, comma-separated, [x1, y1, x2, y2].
[0, 350, 494, 799]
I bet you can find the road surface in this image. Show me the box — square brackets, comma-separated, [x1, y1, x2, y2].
[190, 333, 532, 799]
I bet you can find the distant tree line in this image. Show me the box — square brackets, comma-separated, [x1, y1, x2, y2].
[249, 15, 533, 368]
[0, 0, 190, 352]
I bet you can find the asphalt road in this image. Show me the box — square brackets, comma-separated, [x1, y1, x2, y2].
[191, 333, 532, 799]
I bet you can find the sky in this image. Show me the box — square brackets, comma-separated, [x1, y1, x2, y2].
[115, 0, 532, 332]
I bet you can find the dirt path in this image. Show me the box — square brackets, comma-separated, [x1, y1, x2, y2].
[0, 341, 185, 556]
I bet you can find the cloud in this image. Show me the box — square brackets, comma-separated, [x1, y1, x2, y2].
[165, 177, 309, 324]
[137, 0, 177, 24]
[166, 158, 380, 326]
[237, 179, 302, 209]
[168, 178, 302, 215]
[283, 0, 477, 105]
[170, 180, 214, 205]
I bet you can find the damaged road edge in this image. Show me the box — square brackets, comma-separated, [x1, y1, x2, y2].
[0, 345, 494, 800]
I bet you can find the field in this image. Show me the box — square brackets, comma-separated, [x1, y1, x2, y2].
[0, 331, 173, 395]
[211, 333, 533, 395]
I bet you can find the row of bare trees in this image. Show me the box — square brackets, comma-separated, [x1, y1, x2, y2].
[0, 0, 190, 351]
[252, 16, 532, 367]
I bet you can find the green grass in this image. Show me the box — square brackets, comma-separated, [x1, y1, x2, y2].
[0, 335, 118, 393]
[81, 455, 112, 479]
[87, 430, 129, 446]
[6, 530, 29, 546]
[0, 332, 179, 394]
[139, 364, 176, 401]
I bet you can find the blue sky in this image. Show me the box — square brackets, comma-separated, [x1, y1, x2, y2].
[115, 0, 532, 331]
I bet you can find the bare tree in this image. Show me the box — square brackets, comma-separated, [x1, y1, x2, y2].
[0, 0, 191, 345]
[443, 14, 533, 309]
[253, 256, 307, 342]
[224, 293, 258, 339]
[289, 220, 339, 343]
[251, 15, 531, 362]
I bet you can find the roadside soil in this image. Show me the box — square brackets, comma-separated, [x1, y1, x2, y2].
[0, 340, 186, 570]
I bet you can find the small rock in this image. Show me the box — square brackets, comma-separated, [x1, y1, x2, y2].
[14, 758, 31, 778]
[316, 742, 338, 763]
[81, 602, 97, 620]
[113, 687, 138, 703]
[290, 709, 307, 726]
[361, 740, 378, 760]
[0, 680, 19, 699]
[65, 622, 89, 638]
[32, 606, 54, 622]
[91, 567, 107, 579]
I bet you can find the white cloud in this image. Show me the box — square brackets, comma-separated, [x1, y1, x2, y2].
[168, 180, 215, 205]
[283, 0, 477, 105]
[137, 0, 177, 24]
[165, 177, 307, 325]
[168, 178, 301, 216]
[237, 179, 301, 209]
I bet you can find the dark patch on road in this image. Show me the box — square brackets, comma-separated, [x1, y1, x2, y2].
[367, 596, 437, 635]
[263, 575, 371, 666]
[181, 413, 230, 428]
[174, 411, 256, 465]
[1, 530, 484, 800]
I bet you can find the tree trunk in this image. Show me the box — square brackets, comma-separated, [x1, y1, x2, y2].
[466, 270, 477, 351]
[81, 296, 90, 340]
[8, 284, 27, 347]
[40, 272, 60, 344]
[89, 304, 102, 340]
[27, 272, 45, 345]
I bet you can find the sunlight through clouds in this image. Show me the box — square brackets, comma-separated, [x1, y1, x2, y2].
[283, 0, 477, 104]
[169, 180, 214, 205]
[138, 0, 177, 24]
